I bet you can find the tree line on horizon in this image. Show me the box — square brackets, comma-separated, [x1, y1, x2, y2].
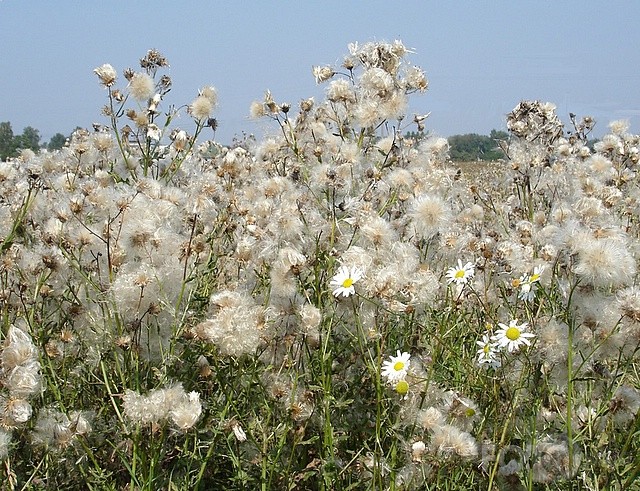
[0, 119, 525, 163]
[0, 121, 67, 161]
[447, 129, 509, 161]
[406, 129, 509, 162]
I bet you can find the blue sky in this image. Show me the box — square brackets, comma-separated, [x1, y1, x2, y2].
[1, 1, 639, 144]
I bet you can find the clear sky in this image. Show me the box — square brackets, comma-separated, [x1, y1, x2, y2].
[1, 1, 639, 145]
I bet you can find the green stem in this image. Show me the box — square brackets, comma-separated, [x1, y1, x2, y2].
[162, 121, 205, 182]
[487, 389, 520, 490]
[566, 316, 575, 488]
[321, 315, 335, 489]
[108, 90, 131, 170]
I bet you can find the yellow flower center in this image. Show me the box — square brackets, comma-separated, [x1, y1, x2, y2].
[530, 273, 540, 282]
[393, 361, 405, 371]
[511, 278, 521, 288]
[395, 380, 409, 395]
[455, 269, 465, 279]
[465, 408, 476, 417]
[506, 326, 521, 341]
[342, 278, 354, 288]
[483, 345, 490, 353]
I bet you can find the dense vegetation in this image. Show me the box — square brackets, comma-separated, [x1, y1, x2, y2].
[408, 131, 509, 162]
[0, 121, 66, 160]
[447, 130, 508, 161]
[0, 44, 638, 490]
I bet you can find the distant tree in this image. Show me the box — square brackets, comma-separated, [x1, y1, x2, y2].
[0, 121, 16, 160]
[47, 133, 67, 151]
[16, 126, 41, 153]
[448, 131, 506, 161]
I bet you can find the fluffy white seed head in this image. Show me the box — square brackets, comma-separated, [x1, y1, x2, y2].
[128, 72, 155, 101]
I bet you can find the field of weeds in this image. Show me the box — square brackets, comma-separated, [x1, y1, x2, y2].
[0, 43, 638, 490]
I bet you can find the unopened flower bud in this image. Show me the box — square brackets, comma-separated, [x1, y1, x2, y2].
[395, 380, 409, 396]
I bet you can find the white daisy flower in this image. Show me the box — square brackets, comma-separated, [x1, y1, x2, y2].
[518, 265, 544, 301]
[445, 259, 475, 286]
[492, 319, 535, 353]
[381, 350, 411, 382]
[330, 265, 364, 297]
[476, 333, 501, 368]
[528, 265, 544, 284]
[518, 281, 535, 302]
